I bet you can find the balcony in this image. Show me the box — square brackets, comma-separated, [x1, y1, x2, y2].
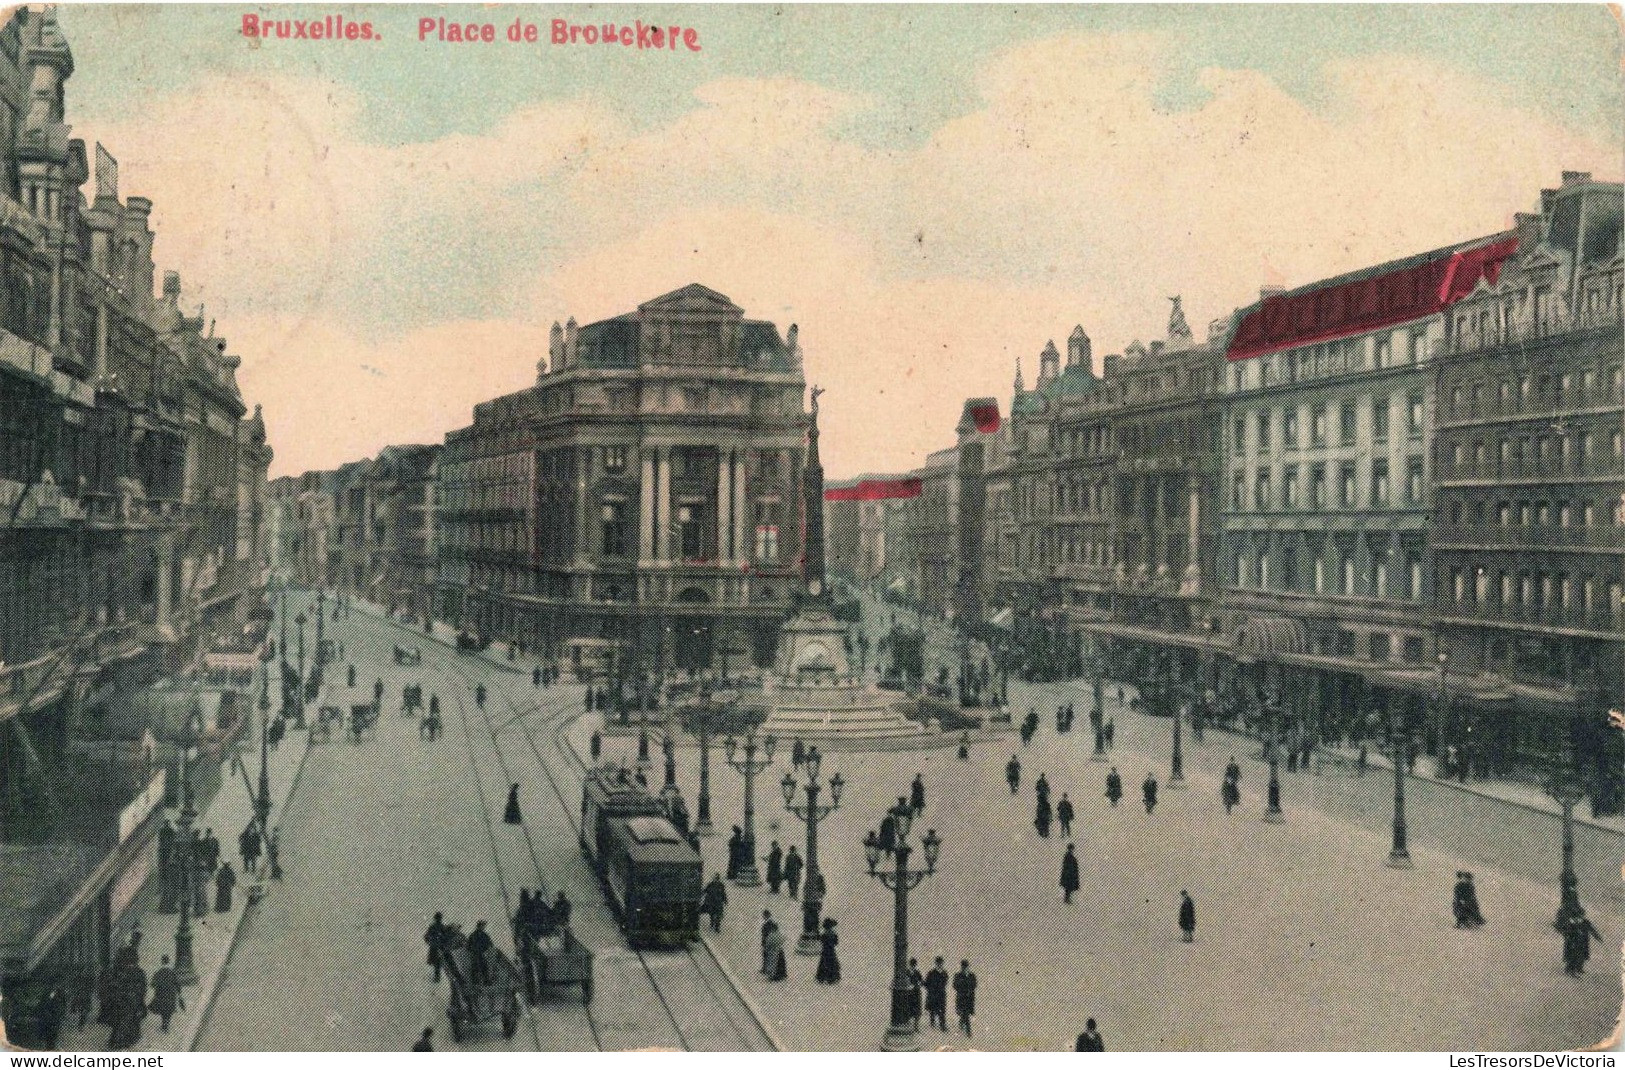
[1435, 600, 1622, 636]
[1450, 304, 1623, 357]
[1432, 524, 1625, 550]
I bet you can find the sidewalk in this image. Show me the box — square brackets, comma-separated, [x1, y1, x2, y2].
[57, 706, 317, 1053]
[344, 596, 529, 674]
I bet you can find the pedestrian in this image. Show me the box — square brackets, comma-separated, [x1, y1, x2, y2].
[924, 956, 950, 1030]
[533, 665, 542, 688]
[1006, 755, 1022, 794]
[69, 967, 93, 1030]
[1035, 794, 1053, 838]
[1222, 776, 1240, 814]
[193, 842, 211, 916]
[203, 828, 221, 874]
[792, 738, 806, 769]
[1075, 1018, 1105, 1052]
[878, 808, 898, 853]
[1357, 744, 1368, 776]
[1105, 767, 1122, 807]
[1452, 871, 1485, 929]
[1057, 793, 1074, 837]
[1060, 843, 1080, 904]
[108, 953, 147, 1049]
[375, 678, 385, 705]
[1178, 890, 1196, 942]
[553, 890, 572, 929]
[726, 826, 744, 880]
[425, 912, 448, 981]
[239, 822, 260, 876]
[1225, 756, 1241, 785]
[214, 861, 236, 912]
[412, 1027, 435, 1052]
[266, 828, 282, 880]
[467, 921, 494, 985]
[702, 873, 729, 932]
[34, 982, 65, 1049]
[475, 683, 487, 709]
[1142, 774, 1158, 815]
[347, 664, 356, 688]
[1559, 907, 1603, 976]
[815, 918, 841, 984]
[910, 773, 926, 815]
[590, 730, 602, 763]
[953, 960, 977, 1036]
[158, 819, 175, 899]
[148, 955, 182, 1032]
[783, 845, 804, 898]
[1104, 719, 1115, 749]
[504, 783, 523, 824]
[907, 957, 924, 1029]
[1035, 772, 1050, 804]
[585, 686, 596, 712]
[760, 910, 777, 974]
[958, 732, 970, 761]
[764, 915, 788, 982]
[764, 840, 784, 894]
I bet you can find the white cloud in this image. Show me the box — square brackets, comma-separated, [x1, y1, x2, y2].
[73, 34, 1621, 479]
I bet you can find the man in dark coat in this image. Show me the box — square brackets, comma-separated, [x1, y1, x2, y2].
[375, 678, 385, 705]
[1060, 843, 1081, 903]
[1142, 774, 1159, 814]
[1056, 794, 1075, 837]
[590, 730, 603, 762]
[553, 890, 573, 929]
[1178, 891, 1196, 942]
[1035, 794, 1052, 838]
[347, 663, 357, 688]
[1105, 768, 1122, 806]
[1006, 755, 1022, 794]
[1035, 773, 1050, 805]
[910, 774, 926, 816]
[1452, 871, 1485, 928]
[764, 840, 784, 893]
[702, 874, 729, 932]
[907, 957, 924, 1030]
[1075, 1018, 1105, 1051]
[466, 920, 495, 985]
[504, 783, 523, 824]
[953, 960, 977, 1036]
[533, 665, 542, 688]
[412, 1027, 435, 1051]
[878, 809, 898, 853]
[158, 820, 176, 900]
[1560, 907, 1603, 976]
[239, 822, 261, 876]
[149, 955, 182, 1032]
[783, 846, 804, 898]
[214, 861, 237, 912]
[726, 827, 744, 880]
[924, 956, 950, 1030]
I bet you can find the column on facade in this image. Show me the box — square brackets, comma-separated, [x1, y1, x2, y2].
[656, 446, 672, 563]
[575, 448, 590, 564]
[731, 451, 747, 569]
[94, 302, 108, 380]
[716, 450, 732, 565]
[154, 531, 175, 636]
[639, 449, 656, 563]
[1183, 486, 1202, 592]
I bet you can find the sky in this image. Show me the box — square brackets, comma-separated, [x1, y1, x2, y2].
[52, 3, 1625, 479]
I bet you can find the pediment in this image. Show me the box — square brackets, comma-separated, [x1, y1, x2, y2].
[638, 283, 743, 317]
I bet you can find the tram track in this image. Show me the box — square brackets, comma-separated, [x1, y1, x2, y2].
[422, 639, 772, 1050]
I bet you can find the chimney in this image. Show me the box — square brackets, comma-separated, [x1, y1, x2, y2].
[1038, 340, 1059, 386]
[1149, 340, 1165, 357]
[787, 323, 799, 357]
[1103, 353, 1120, 378]
[545, 321, 562, 378]
[1561, 171, 1592, 188]
[1540, 189, 1556, 215]
[1260, 285, 1286, 302]
[162, 271, 181, 307]
[563, 316, 578, 369]
[1513, 212, 1544, 250]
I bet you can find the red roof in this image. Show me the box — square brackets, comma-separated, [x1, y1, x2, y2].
[1226, 234, 1519, 362]
[824, 478, 923, 502]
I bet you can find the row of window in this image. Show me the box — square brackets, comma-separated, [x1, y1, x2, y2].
[1230, 542, 1426, 601]
[1442, 427, 1621, 474]
[1442, 496, 1617, 529]
[1231, 330, 1431, 393]
[1232, 393, 1426, 455]
[1446, 567, 1622, 619]
[1443, 362, 1622, 419]
[1230, 458, 1425, 512]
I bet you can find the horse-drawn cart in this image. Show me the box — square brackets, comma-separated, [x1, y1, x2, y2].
[394, 644, 422, 666]
[349, 703, 377, 743]
[444, 941, 523, 1041]
[313, 706, 342, 743]
[528, 929, 593, 1004]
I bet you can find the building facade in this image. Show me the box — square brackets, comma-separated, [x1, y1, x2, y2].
[0, 10, 272, 1038]
[437, 284, 809, 671]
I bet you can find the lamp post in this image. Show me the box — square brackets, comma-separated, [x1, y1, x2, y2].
[295, 611, 306, 697]
[782, 747, 844, 955]
[723, 729, 776, 886]
[278, 588, 288, 675]
[1545, 718, 1588, 924]
[1437, 650, 1451, 766]
[1263, 687, 1284, 822]
[662, 732, 678, 794]
[864, 802, 942, 1051]
[172, 704, 203, 986]
[1168, 656, 1185, 789]
[1386, 694, 1413, 867]
[315, 588, 326, 672]
[693, 701, 715, 836]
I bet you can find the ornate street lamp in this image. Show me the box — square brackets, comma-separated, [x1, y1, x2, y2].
[278, 588, 289, 676]
[1263, 687, 1284, 823]
[1545, 718, 1589, 924]
[257, 646, 280, 879]
[782, 747, 845, 955]
[692, 701, 715, 835]
[1168, 656, 1185, 789]
[864, 802, 942, 1051]
[1386, 695, 1414, 867]
[723, 729, 776, 886]
[295, 611, 307, 699]
[173, 703, 204, 986]
[315, 589, 326, 674]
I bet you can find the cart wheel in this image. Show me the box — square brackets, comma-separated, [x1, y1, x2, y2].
[448, 1010, 463, 1042]
[501, 1010, 518, 1039]
[582, 977, 593, 1004]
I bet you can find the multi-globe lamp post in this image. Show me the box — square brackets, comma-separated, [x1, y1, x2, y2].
[723, 729, 775, 886]
[864, 801, 942, 1051]
[781, 746, 844, 954]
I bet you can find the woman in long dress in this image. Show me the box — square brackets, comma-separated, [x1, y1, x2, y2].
[214, 861, 236, 913]
[764, 922, 787, 982]
[815, 918, 841, 984]
[504, 784, 523, 824]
